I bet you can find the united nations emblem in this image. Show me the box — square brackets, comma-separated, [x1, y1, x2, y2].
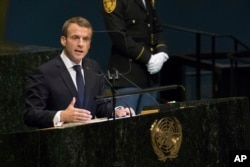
[150, 117, 182, 162]
[103, 0, 116, 13]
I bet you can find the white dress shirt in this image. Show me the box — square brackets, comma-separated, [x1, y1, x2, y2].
[53, 51, 84, 127]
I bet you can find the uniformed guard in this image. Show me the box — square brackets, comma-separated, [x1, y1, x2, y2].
[102, 0, 169, 114]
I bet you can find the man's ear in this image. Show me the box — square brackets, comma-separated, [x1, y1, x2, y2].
[60, 36, 66, 46]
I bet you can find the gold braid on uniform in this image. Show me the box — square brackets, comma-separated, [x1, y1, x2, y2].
[136, 47, 145, 60]
[156, 44, 167, 48]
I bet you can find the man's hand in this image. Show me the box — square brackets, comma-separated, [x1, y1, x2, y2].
[115, 106, 135, 117]
[60, 97, 92, 123]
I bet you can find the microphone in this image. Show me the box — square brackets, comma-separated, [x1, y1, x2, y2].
[114, 67, 161, 111]
[95, 68, 186, 114]
[106, 68, 135, 117]
[90, 65, 134, 117]
[107, 68, 119, 80]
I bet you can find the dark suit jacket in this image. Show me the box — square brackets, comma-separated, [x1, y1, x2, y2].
[24, 55, 111, 128]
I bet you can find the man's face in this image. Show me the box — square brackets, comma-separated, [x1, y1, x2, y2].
[60, 23, 92, 64]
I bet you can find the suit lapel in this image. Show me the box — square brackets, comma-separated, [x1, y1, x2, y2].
[56, 56, 79, 106]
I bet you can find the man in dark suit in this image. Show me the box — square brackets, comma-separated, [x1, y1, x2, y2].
[101, 0, 169, 114]
[24, 16, 134, 128]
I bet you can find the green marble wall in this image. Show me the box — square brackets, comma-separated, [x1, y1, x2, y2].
[0, 45, 60, 133]
[0, 97, 249, 167]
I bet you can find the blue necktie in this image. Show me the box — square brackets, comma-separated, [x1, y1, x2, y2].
[73, 65, 84, 108]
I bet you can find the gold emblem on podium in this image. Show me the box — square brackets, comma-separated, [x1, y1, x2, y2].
[150, 117, 182, 162]
[103, 0, 116, 13]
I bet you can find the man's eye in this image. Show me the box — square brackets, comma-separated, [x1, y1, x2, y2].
[72, 36, 79, 40]
[83, 37, 90, 41]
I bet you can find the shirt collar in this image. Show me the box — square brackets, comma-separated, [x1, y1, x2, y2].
[60, 51, 82, 69]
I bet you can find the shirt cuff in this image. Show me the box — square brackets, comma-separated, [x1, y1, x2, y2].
[115, 106, 124, 110]
[53, 111, 64, 127]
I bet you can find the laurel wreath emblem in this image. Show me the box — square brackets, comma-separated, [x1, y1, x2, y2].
[150, 117, 182, 162]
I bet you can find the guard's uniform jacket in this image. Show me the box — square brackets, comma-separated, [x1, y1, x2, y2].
[102, 0, 167, 88]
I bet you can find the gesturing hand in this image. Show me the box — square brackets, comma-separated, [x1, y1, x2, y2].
[60, 97, 92, 123]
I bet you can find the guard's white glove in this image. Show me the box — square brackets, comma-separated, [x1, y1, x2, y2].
[146, 52, 169, 74]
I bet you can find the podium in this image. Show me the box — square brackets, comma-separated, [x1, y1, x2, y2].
[0, 97, 250, 167]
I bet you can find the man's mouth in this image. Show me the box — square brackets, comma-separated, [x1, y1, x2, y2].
[75, 50, 83, 54]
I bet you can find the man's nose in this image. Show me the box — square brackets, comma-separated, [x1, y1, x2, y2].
[78, 39, 84, 45]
